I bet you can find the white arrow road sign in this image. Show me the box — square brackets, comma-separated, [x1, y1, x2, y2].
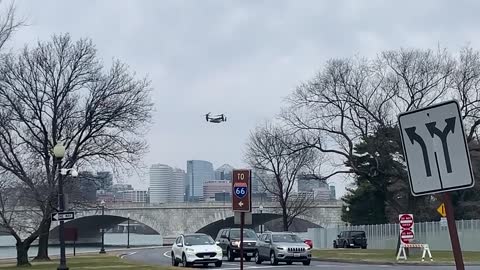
[238, 201, 244, 207]
[398, 100, 475, 196]
[51, 211, 75, 221]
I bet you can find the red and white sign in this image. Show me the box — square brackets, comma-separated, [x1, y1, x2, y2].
[399, 214, 414, 244]
[399, 214, 414, 229]
[400, 229, 414, 244]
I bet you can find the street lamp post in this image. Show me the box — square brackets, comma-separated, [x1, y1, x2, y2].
[99, 200, 106, 254]
[259, 205, 264, 233]
[53, 143, 68, 270]
[127, 213, 130, 249]
[345, 206, 350, 227]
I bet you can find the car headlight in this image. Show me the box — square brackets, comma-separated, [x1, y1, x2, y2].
[276, 247, 284, 250]
[231, 241, 240, 247]
[186, 248, 195, 253]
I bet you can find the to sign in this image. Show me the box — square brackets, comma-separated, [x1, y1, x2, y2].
[51, 211, 75, 221]
[232, 169, 251, 212]
[400, 229, 414, 244]
[398, 100, 475, 196]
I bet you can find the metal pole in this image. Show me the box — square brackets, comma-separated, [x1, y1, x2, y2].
[444, 192, 464, 270]
[127, 217, 130, 248]
[57, 164, 68, 270]
[240, 212, 245, 270]
[260, 209, 263, 233]
[99, 204, 106, 254]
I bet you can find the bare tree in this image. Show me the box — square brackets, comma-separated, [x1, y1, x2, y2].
[245, 122, 318, 231]
[0, 33, 153, 266]
[283, 46, 480, 221]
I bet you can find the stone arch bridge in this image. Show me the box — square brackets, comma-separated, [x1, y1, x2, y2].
[49, 202, 342, 244]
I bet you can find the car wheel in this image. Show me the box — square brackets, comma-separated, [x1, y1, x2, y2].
[245, 256, 252, 262]
[215, 261, 222, 267]
[171, 252, 179, 266]
[182, 254, 191, 267]
[255, 252, 262, 264]
[362, 246, 367, 249]
[227, 248, 234, 262]
[270, 251, 278, 265]
[287, 261, 293, 265]
[303, 260, 311, 266]
[333, 241, 337, 249]
[343, 242, 347, 248]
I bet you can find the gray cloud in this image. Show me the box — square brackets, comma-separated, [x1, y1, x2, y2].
[8, 0, 480, 195]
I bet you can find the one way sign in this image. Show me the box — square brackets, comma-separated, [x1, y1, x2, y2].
[398, 100, 475, 196]
[51, 211, 75, 221]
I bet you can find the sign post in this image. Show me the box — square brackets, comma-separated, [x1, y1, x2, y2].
[232, 169, 251, 270]
[399, 100, 476, 270]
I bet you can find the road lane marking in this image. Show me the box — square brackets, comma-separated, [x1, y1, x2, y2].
[120, 251, 137, 259]
[163, 251, 171, 258]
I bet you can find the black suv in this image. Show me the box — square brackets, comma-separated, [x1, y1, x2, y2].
[215, 228, 258, 261]
[333, 230, 367, 249]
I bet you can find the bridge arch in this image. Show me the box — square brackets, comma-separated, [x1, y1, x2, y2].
[196, 213, 322, 238]
[49, 214, 161, 245]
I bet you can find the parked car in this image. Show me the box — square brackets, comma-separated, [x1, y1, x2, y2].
[333, 230, 367, 249]
[303, 239, 313, 249]
[255, 231, 311, 265]
[171, 233, 223, 267]
[215, 228, 258, 261]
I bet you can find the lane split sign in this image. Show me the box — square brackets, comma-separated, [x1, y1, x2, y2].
[232, 169, 251, 212]
[398, 100, 475, 196]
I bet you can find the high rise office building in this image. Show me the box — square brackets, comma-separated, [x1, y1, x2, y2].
[171, 168, 186, 202]
[215, 164, 234, 180]
[186, 160, 214, 201]
[149, 164, 173, 204]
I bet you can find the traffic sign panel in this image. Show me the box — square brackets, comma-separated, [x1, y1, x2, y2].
[232, 169, 251, 212]
[437, 203, 446, 217]
[399, 214, 414, 230]
[51, 211, 75, 221]
[398, 100, 475, 196]
[400, 229, 414, 244]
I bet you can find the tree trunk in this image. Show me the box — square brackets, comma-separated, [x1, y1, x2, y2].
[16, 241, 31, 267]
[282, 206, 289, 231]
[34, 219, 51, 261]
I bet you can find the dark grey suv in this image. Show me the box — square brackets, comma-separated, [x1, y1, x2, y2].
[215, 228, 258, 261]
[256, 231, 311, 265]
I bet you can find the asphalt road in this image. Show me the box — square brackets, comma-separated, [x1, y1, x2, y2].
[123, 247, 480, 270]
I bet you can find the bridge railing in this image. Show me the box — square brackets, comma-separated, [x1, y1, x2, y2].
[83, 200, 342, 209]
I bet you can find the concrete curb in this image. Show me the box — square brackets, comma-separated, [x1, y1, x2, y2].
[312, 257, 480, 266]
[0, 245, 162, 261]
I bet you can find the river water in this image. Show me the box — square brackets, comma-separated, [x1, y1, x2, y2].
[0, 233, 162, 259]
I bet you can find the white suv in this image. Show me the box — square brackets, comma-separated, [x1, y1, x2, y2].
[171, 233, 223, 267]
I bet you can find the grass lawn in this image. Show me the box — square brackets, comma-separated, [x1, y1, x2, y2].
[312, 249, 480, 264]
[0, 255, 177, 270]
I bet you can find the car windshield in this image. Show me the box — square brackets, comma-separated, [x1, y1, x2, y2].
[184, 235, 215, 246]
[229, 229, 257, 239]
[350, 231, 366, 237]
[272, 234, 303, 243]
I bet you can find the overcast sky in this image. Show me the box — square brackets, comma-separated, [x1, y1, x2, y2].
[8, 0, 480, 196]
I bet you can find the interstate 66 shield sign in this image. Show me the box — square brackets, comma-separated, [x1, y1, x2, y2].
[232, 169, 251, 212]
